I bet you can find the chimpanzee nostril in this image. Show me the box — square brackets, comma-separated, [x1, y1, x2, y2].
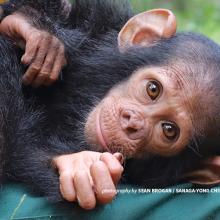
[122, 110, 131, 121]
[126, 127, 138, 134]
[120, 109, 145, 140]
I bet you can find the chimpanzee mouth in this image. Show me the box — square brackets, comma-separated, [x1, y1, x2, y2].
[96, 104, 138, 158]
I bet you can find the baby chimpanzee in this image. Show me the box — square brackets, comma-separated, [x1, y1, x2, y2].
[0, 0, 220, 210]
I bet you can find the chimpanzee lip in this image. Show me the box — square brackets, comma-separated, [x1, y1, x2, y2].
[96, 109, 110, 152]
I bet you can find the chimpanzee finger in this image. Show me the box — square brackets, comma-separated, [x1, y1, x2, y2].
[21, 35, 39, 66]
[32, 39, 59, 87]
[90, 161, 117, 204]
[25, 37, 51, 87]
[59, 171, 76, 202]
[100, 152, 124, 184]
[113, 153, 124, 164]
[44, 45, 66, 86]
[73, 170, 96, 210]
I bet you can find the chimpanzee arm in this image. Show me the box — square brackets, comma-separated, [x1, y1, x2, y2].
[0, 36, 72, 201]
[13, 0, 133, 61]
[0, 1, 82, 87]
[0, 0, 132, 87]
[0, 0, 88, 69]
[0, 38, 123, 204]
[7, 149, 62, 201]
[0, 13, 91, 87]
[6, 137, 83, 201]
[0, 0, 133, 58]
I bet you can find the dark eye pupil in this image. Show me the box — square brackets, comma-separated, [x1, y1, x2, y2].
[149, 83, 157, 93]
[146, 81, 160, 100]
[162, 123, 179, 141]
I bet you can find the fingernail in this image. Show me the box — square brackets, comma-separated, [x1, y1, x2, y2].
[21, 56, 31, 66]
[115, 153, 124, 165]
[21, 56, 26, 63]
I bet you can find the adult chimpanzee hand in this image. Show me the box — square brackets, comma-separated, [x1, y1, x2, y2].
[53, 151, 124, 210]
[0, 13, 66, 87]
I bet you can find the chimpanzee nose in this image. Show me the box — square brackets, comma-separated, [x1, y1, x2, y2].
[120, 109, 146, 140]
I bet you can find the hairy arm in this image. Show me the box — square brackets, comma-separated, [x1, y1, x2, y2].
[0, 1, 126, 208]
[0, 13, 67, 87]
[0, 0, 72, 87]
[0, 0, 132, 87]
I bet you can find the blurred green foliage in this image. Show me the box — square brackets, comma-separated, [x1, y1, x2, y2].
[130, 0, 220, 43]
[69, 0, 220, 43]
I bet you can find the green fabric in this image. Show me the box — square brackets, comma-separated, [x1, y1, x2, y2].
[1, 183, 220, 220]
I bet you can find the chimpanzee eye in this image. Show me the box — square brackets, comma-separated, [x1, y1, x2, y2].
[162, 122, 179, 141]
[146, 81, 161, 100]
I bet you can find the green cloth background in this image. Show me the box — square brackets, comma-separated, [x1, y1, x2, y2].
[1, 183, 220, 220]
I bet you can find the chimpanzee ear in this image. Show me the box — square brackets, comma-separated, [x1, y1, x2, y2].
[118, 9, 177, 50]
[183, 156, 220, 186]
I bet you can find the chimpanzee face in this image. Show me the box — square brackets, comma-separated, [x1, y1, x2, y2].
[85, 66, 195, 158]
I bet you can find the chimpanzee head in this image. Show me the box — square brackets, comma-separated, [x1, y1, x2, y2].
[84, 9, 220, 159]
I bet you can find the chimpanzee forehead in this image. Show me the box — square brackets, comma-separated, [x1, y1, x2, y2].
[129, 65, 197, 115]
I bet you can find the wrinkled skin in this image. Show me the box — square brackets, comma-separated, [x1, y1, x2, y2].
[85, 67, 193, 158]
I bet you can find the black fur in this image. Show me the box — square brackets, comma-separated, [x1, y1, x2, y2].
[0, 0, 220, 201]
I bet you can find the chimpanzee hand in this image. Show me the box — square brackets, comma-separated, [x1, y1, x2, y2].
[53, 151, 124, 210]
[0, 13, 66, 87]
